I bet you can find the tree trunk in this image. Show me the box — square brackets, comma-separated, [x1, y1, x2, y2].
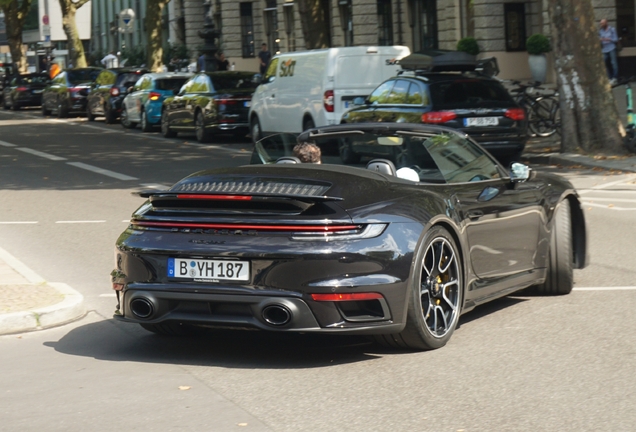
[0, 0, 33, 73]
[146, 0, 170, 72]
[297, 0, 331, 49]
[59, 0, 88, 68]
[547, 0, 624, 154]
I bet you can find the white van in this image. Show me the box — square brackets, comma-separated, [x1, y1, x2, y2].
[248, 46, 410, 142]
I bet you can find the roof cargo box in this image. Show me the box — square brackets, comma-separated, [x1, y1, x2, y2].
[399, 50, 476, 72]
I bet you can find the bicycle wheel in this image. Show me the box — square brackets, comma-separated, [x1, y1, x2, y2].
[529, 97, 559, 137]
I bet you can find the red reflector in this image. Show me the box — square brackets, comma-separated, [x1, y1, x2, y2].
[311, 293, 384, 301]
[215, 99, 238, 105]
[110, 87, 120, 97]
[176, 194, 252, 201]
[421, 111, 457, 124]
[112, 283, 124, 291]
[149, 92, 161, 101]
[131, 221, 360, 232]
[323, 90, 334, 113]
[16, 86, 28, 92]
[505, 108, 526, 121]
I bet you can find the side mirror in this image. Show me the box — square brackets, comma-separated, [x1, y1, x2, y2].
[509, 162, 530, 182]
[126, 86, 134, 94]
[252, 74, 262, 85]
[353, 97, 366, 106]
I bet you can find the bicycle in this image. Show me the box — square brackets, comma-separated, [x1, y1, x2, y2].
[508, 80, 561, 138]
[613, 76, 636, 153]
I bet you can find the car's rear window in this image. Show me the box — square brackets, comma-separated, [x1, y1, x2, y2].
[155, 78, 189, 91]
[208, 73, 259, 91]
[67, 69, 101, 84]
[116, 72, 145, 88]
[429, 79, 515, 108]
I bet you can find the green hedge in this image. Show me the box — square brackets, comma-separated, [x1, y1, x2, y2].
[526, 34, 551, 55]
[456, 37, 480, 56]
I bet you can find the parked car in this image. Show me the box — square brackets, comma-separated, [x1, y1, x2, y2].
[0, 62, 16, 104]
[120, 72, 192, 132]
[41, 67, 102, 118]
[112, 122, 587, 350]
[2, 73, 50, 110]
[249, 45, 411, 143]
[341, 51, 528, 164]
[86, 67, 149, 123]
[161, 71, 260, 143]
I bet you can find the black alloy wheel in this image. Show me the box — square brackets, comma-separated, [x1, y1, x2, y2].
[3, 97, 9, 110]
[11, 102, 20, 110]
[57, 102, 67, 118]
[104, 105, 116, 124]
[376, 226, 462, 350]
[41, 102, 51, 116]
[141, 109, 153, 132]
[195, 110, 213, 143]
[161, 110, 177, 138]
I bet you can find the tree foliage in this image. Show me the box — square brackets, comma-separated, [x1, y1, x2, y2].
[547, 0, 624, 153]
[58, 0, 90, 68]
[0, 0, 33, 73]
[296, 0, 331, 49]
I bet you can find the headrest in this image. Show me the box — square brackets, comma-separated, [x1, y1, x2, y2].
[366, 159, 397, 176]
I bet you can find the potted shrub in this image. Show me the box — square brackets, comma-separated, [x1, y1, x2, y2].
[457, 37, 480, 56]
[526, 34, 551, 83]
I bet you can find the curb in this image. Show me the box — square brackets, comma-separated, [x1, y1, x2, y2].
[0, 247, 86, 335]
[524, 152, 636, 173]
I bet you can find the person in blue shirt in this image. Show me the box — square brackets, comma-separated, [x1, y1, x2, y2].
[599, 18, 619, 83]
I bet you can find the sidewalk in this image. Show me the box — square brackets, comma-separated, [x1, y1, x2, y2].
[0, 246, 85, 335]
[1, 138, 635, 335]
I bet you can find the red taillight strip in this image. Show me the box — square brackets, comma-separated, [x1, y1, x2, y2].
[176, 194, 253, 201]
[311, 293, 384, 301]
[132, 220, 360, 232]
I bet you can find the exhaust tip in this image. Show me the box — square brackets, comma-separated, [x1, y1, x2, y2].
[262, 304, 292, 326]
[130, 298, 154, 319]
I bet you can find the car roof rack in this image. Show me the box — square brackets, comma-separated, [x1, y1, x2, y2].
[398, 50, 477, 73]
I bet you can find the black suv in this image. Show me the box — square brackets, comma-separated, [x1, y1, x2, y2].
[341, 52, 527, 164]
[86, 68, 148, 123]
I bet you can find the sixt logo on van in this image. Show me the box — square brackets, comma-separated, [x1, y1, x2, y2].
[279, 59, 297, 77]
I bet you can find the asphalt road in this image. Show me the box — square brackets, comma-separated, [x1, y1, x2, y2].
[1, 108, 635, 431]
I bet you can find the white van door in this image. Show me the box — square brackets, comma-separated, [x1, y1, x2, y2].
[252, 57, 279, 134]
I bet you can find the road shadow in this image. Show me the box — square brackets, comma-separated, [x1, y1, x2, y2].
[44, 294, 531, 368]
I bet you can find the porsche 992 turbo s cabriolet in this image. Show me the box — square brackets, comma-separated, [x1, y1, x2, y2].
[112, 123, 587, 350]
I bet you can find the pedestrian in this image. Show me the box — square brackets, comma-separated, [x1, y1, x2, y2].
[293, 142, 321, 164]
[217, 52, 229, 71]
[258, 43, 271, 75]
[49, 60, 61, 79]
[599, 18, 619, 84]
[101, 50, 119, 68]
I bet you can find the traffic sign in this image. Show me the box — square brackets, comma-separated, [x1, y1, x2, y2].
[43, 35, 51, 48]
[42, 15, 49, 25]
[119, 9, 135, 34]
[42, 24, 51, 36]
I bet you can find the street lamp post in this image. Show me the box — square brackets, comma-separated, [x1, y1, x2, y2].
[198, 0, 220, 72]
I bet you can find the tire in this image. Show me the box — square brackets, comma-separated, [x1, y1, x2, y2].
[42, 103, 51, 116]
[250, 116, 262, 144]
[11, 101, 19, 110]
[536, 199, 573, 295]
[104, 106, 117, 124]
[195, 111, 213, 143]
[120, 106, 136, 129]
[140, 322, 194, 336]
[3, 98, 9, 110]
[303, 117, 315, 131]
[375, 226, 463, 351]
[529, 97, 559, 138]
[161, 111, 177, 138]
[57, 102, 67, 119]
[140, 109, 153, 132]
[86, 104, 95, 122]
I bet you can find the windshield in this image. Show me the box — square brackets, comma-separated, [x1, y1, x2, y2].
[208, 73, 260, 91]
[155, 78, 189, 91]
[253, 131, 502, 184]
[16, 74, 49, 85]
[115, 72, 145, 88]
[429, 79, 515, 109]
[67, 69, 101, 84]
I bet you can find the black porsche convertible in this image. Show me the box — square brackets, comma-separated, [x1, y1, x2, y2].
[112, 123, 587, 350]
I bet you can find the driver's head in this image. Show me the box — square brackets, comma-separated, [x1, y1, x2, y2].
[293, 142, 322, 164]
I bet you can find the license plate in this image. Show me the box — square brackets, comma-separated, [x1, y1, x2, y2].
[244, 101, 251, 107]
[168, 258, 249, 281]
[464, 117, 499, 127]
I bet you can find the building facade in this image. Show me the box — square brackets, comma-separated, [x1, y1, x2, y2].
[184, 0, 626, 81]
